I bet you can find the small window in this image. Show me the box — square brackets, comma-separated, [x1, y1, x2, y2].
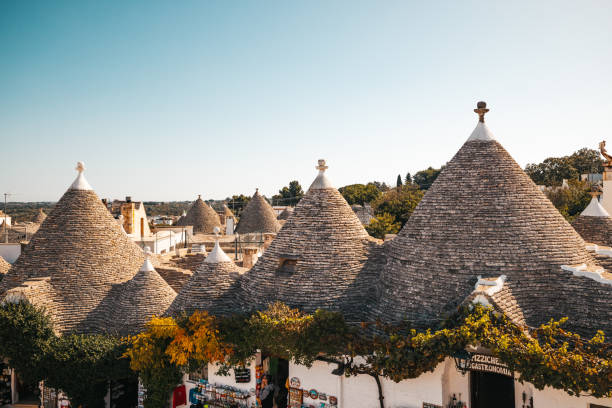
[277, 254, 299, 275]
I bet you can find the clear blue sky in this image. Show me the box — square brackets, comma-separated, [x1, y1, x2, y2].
[1, 0, 611, 202]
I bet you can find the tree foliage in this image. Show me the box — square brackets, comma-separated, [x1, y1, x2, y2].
[365, 213, 401, 239]
[225, 195, 251, 218]
[545, 179, 592, 221]
[0, 301, 54, 384]
[272, 181, 304, 206]
[525, 148, 603, 187]
[338, 183, 382, 206]
[413, 167, 442, 190]
[124, 316, 184, 408]
[371, 184, 424, 227]
[405, 173, 412, 184]
[44, 335, 132, 408]
[0, 302, 133, 408]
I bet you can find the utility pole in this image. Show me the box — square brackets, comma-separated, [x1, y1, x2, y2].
[4, 193, 11, 243]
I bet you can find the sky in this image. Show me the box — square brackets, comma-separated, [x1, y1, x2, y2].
[1, 0, 611, 202]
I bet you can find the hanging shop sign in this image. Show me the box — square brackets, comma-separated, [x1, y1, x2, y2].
[234, 367, 251, 383]
[468, 353, 512, 377]
[422, 403, 442, 408]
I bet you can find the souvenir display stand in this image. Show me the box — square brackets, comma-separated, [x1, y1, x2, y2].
[190, 379, 253, 408]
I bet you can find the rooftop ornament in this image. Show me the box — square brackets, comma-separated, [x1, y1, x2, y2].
[599, 140, 612, 167]
[205, 226, 231, 263]
[474, 101, 489, 123]
[309, 159, 333, 190]
[467, 101, 495, 142]
[70, 161, 93, 191]
[140, 246, 155, 272]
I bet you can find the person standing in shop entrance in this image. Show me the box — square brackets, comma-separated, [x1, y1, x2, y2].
[259, 374, 275, 408]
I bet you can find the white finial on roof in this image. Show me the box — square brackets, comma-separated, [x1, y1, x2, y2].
[139, 246, 155, 272]
[70, 161, 93, 190]
[309, 159, 333, 190]
[467, 101, 495, 142]
[581, 194, 610, 217]
[205, 226, 231, 263]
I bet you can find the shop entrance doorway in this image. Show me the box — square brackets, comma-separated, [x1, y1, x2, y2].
[470, 370, 514, 408]
[262, 356, 289, 408]
[15, 371, 40, 405]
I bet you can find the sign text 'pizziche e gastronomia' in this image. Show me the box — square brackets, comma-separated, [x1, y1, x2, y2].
[469, 354, 513, 377]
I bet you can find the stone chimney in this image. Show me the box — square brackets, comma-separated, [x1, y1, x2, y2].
[242, 247, 259, 269]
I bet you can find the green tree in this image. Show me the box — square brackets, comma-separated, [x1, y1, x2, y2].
[0, 301, 54, 384]
[338, 183, 382, 205]
[568, 148, 603, 175]
[396, 175, 403, 190]
[365, 213, 401, 239]
[372, 184, 424, 227]
[225, 195, 251, 217]
[545, 179, 592, 221]
[525, 147, 603, 187]
[405, 172, 412, 184]
[272, 181, 304, 206]
[370, 181, 390, 192]
[413, 167, 442, 190]
[525, 157, 579, 186]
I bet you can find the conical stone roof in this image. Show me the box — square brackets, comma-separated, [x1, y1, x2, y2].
[223, 204, 236, 220]
[371, 104, 612, 336]
[240, 160, 384, 320]
[105, 247, 177, 335]
[32, 208, 47, 224]
[571, 195, 612, 247]
[167, 237, 245, 317]
[277, 207, 294, 220]
[235, 189, 281, 234]
[178, 195, 221, 234]
[0, 256, 10, 275]
[0, 162, 144, 334]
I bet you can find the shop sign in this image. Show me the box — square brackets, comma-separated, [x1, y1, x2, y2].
[468, 353, 512, 377]
[234, 367, 251, 383]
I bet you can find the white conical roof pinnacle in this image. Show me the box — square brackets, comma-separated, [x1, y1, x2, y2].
[467, 122, 495, 142]
[70, 161, 93, 190]
[467, 101, 495, 142]
[580, 196, 610, 217]
[139, 246, 156, 272]
[309, 159, 333, 190]
[205, 227, 232, 263]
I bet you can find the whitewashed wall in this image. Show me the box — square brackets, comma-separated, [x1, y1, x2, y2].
[288, 359, 446, 408]
[532, 385, 612, 408]
[0, 243, 20, 263]
[441, 358, 470, 407]
[290, 361, 343, 406]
